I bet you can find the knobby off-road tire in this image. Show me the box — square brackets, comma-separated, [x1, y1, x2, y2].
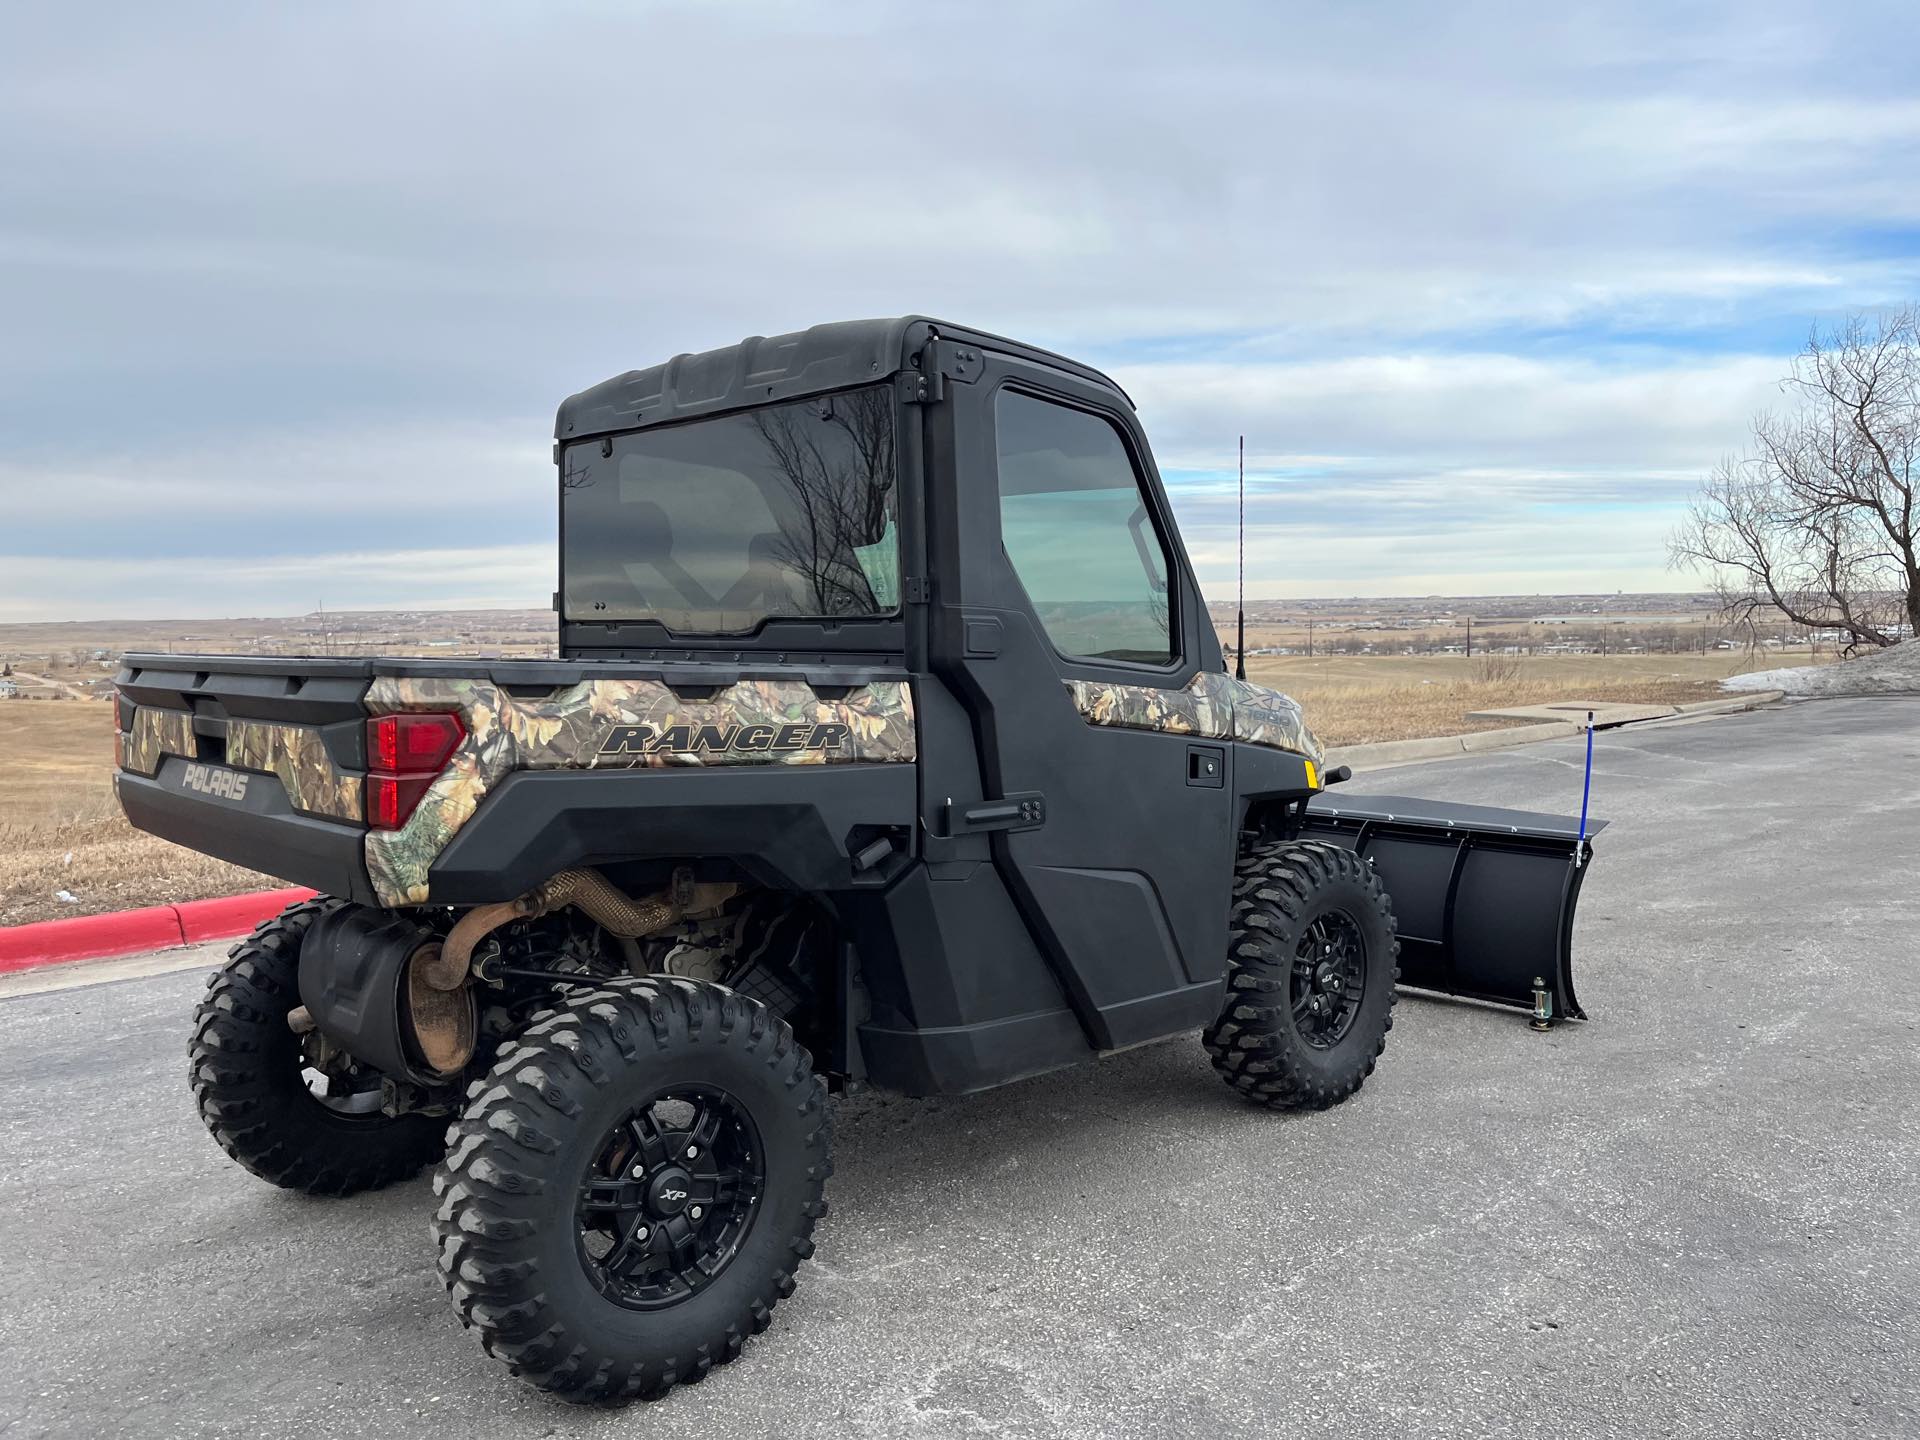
[188, 898, 447, 1194]
[431, 977, 831, 1404]
[1204, 840, 1400, 1110]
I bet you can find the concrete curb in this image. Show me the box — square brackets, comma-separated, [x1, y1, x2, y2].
[1328, 720, 1578, 770]
[1672, 690, 1786, 717]
[1327, 689, 1786, 772]
[0, 888, 316, 975]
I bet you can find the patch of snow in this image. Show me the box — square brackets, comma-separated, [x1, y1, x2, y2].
[1723, 637, 1920, 696]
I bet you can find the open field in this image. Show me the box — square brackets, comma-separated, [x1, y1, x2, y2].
[0, 700, 270, 927]
[1244, 651, 1794, 745]
[0, 608, 557, 657]
[0, 609, 559, 704]
[0, 649, 1814, 926]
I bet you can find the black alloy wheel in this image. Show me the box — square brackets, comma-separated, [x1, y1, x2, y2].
[576, 1087, 766, 1311]
[1291, 909, 1369, 1050]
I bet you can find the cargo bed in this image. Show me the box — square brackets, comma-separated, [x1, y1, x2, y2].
[113, 652, 915, 908]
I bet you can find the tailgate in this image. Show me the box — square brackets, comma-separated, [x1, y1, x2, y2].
[114, 655, 378, 904]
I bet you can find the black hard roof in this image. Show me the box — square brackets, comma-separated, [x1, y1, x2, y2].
[554, 315, 1131, 441]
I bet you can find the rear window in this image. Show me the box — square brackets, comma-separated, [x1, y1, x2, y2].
[561, 385, 898, 632]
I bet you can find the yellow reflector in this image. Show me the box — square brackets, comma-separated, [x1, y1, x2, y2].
[1304, 760, 1319, 789]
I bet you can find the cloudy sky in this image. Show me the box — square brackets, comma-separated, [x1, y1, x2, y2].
[3, 1, 1918, 621]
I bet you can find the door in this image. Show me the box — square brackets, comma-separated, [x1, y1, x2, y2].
[926, 356, 1234, 1051]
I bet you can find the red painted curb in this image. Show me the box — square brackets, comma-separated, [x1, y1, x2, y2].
[0, 905, 185, 973]
[0, 887, 316, 976]
[176, 889, 316, 945]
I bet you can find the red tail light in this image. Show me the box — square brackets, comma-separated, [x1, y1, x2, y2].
[367, 773, 440, 830]
[365, 712, 465, 830]
[368, 712, 465, 775]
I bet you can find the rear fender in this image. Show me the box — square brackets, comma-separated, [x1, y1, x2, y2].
[1300, 793, 1607, 1022]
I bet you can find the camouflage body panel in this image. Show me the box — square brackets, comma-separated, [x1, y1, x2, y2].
[362, 674, 917, 906]
[226, 719, 363, 821]
[1064, 670, 1322, 765]
[121, 707, 198, 776]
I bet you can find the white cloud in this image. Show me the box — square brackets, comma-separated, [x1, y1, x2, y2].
[1123, 348, 1793, 598]
[1127, 351, 1787, 472]
[0, 544, 554, 623]
[0, 0, 1916, 617]
[1176, 488, 1694, 600]
[0, 420, 547, 523]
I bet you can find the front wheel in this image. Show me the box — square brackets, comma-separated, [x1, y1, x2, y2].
[1203, 840, 1399, 1110]
[431, 977, 831, 1403]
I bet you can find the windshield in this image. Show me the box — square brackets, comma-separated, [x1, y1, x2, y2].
[561, 384, 898, 632]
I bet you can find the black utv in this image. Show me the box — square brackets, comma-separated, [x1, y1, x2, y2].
[117, 317, 1600, 1401]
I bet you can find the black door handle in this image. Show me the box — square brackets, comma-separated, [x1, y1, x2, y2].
[946, 792, 1046, 833]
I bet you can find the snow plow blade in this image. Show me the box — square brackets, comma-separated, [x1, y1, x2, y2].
[1300, 793, 1606, 1022]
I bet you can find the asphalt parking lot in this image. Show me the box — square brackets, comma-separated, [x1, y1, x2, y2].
[2, 697, 1915, 1439]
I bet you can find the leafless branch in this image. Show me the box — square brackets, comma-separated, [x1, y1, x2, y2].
[1671, 306, 1919, 650]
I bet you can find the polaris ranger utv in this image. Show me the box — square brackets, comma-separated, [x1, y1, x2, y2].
[115, 318, 1601, 1402]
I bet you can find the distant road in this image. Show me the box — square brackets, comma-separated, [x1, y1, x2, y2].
[5, 669, 91, 701]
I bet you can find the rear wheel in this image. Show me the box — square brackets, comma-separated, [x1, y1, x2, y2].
[431, 977, 830, 1403]
[1204, 840, 1399, 1109]
[188, 898, 447, 1194]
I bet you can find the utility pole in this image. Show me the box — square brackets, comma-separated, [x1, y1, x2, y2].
[1306, 617, 1314, 658]
[1465, 617, 1473, 659]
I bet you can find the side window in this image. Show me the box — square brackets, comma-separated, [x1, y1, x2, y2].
[994, 390, 1174, 664]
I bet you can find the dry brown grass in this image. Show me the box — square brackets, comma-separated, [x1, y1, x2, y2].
[0, 701, 270, 926]
[1281, 675, 1721, 746]
[1244, 653, 1749, 746]
[1472, 652, 1526, 685]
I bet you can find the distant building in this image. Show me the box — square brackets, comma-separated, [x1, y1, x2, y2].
[0, 679, 18, 699]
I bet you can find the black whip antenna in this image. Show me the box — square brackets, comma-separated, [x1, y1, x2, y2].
[1235, 434, 1246, 680]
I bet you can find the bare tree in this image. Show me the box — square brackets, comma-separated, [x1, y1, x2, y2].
[751, 387, 896, 614]
[1671, 307, 1920, 652]
[560, 452, 595, 492]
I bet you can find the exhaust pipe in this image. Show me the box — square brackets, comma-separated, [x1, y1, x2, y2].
[296, 871, 737, 1084]
[296, 907, 477, 1084]
[426, 867, 737, 991]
